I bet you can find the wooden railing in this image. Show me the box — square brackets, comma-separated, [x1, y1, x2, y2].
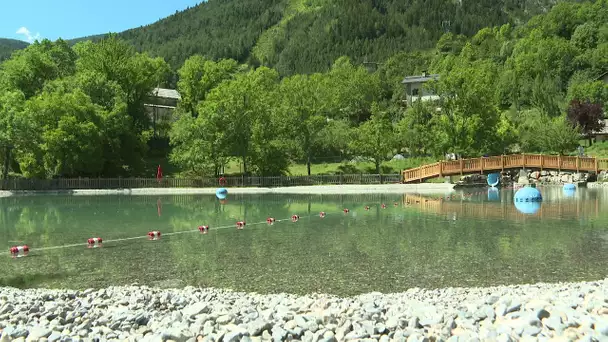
[401, 193, 603, 221]
[0, 174, 401, 191]
[402, 154, 608, 183]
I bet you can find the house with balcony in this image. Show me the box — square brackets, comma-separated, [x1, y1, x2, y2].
[401, 72, 440, 107]
[144, 87, 181, 137]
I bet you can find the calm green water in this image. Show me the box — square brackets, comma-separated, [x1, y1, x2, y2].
[1, 187, 608, 296]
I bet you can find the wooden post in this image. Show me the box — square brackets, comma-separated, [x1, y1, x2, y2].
[595, 158, 599, 174]
[439, 161, 443, 178]
[460, 159, 464, 176]
[576, 156, 580, 173]
[480, 158, 484, 174]
[540, 154, 543, 171]
[558, 155, 561, 172]
[522, 153, 526, 168]
[501, 155, 504, 171]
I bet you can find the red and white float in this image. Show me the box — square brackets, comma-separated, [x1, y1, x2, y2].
[9, 245, 29, 258]
[147, 231, 161, 240]
[87, 237, 103, 248]
[236, 221, 246, 230]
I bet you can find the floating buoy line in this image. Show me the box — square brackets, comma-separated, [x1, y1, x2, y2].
[4, 186, 540, 259]
[3, 207, 359, 258]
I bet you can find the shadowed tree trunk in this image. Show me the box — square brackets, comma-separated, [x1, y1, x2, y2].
[3, 147, 11, 180]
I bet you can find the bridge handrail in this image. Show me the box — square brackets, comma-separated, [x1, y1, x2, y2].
[402, 154, 608, 183]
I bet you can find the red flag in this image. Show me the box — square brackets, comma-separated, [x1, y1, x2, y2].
[156, 165, 163, 183]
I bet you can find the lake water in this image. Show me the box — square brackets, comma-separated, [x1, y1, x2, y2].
[1, 186, 607, 296]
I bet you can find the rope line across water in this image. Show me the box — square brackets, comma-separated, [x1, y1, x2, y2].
[2, 209, 349, 257]
[4, 188, 524, 258]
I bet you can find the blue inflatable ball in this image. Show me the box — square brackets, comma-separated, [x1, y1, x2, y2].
[563, 188, 576, 198]
[563, 183, 576, 191]
[515, 200, 541, 215]
[216, 188, 228, 200]
[514, 186, 542, 202]
[487, 173, 500, 187]
[487, 187, 500, 201]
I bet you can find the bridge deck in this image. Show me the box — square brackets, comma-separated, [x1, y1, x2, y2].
[402, 154, 608, 183]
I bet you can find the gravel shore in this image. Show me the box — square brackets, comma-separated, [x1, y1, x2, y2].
[1, 279, 607, 342]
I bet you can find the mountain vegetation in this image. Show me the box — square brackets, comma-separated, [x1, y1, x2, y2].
[65, 0, 567, 76]
[0, 39, 29, 61]
[0, 0, 607, 180]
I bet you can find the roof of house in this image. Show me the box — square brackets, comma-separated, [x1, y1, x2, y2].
[594, 119, 608, 135]
[151, 87, 181, 100]
[402, 73, 440, 84]
[144, 103, 177, 109]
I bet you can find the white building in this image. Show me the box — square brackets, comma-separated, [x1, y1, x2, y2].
[401, 72, 440, 107]
[144, 88, 181, 137]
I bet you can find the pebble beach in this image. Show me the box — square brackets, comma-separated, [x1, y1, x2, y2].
[1, 279, 608, 342]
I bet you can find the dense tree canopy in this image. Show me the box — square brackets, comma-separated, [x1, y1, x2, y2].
[1, 0, 607, 179]
[0, 38, 169, 178]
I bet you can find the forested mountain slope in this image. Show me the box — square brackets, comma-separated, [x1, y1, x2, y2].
[70, 0, 568, 75]
[0, 39, 28, 61]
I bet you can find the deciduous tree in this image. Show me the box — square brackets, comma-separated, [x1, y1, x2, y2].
[349, 102, 396, 174]
[177, 56, 243, 117]
[567, 100, 605, 144]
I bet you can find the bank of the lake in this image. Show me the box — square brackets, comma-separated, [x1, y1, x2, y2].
[0, 183, 455, 197]
[1, 279, 607, 342]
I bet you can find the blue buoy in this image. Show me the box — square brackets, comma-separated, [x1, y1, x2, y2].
[563, 188, 576, 198]
[563, 183, 576, 191]
[487, 187, 500, 201]
[515, 200, 541, 214]
[216, 188, 228, 200]
[514, 186, 542, 202]
[487, 173, 500, 187]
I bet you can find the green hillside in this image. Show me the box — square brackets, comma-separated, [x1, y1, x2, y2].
[2, 0, 606, 180]
[0, 39, 29, 61]
[69, 0, 565, 75]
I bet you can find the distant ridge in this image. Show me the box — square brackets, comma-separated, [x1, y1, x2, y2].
[2, 0, 567, 74]
[0, 38, 29, 61]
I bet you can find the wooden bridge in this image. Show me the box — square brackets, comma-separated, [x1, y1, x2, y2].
[402, 154, 608, 183]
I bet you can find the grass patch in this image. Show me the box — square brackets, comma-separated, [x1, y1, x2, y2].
[156, 156, 437, 178]
[222, 157, 436, 176]
[143, 155, 182, 177]
[585, 141, 608, 158]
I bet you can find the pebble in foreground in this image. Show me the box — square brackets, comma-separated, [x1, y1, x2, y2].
[1, 279, 608, 342]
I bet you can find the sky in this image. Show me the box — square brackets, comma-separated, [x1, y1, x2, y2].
[1, 0, 202, 42]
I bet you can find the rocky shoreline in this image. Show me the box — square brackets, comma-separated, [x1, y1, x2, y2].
[1, 279, 607, 342]
[460, 170, 596, 186]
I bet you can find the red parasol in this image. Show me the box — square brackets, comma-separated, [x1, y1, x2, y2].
[156, 165, 163, 183]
